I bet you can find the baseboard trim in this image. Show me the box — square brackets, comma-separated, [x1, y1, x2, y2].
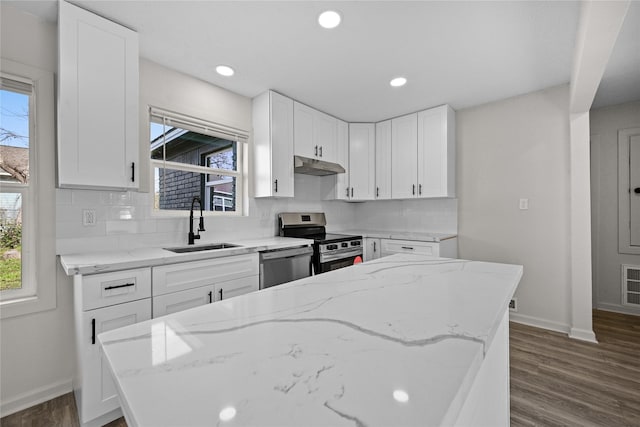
[596, 302, 640, 316]
[569, 327, 598, 343]
[0, 378, 72, 417]
[509, 312, 570, 334]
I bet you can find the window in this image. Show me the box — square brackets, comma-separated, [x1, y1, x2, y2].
[149, 108, 247, 214]
[1, 76, 33, 298]
[0, 59, 55, 317]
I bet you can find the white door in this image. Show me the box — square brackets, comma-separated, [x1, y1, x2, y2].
[81, 299, 151, 423]
[58, 1, 138, 189]
[271, 92, 294, 197]
[375, 120, 392, 199]
[630, 135, 640, 246]
[152, 285, 214, 318]
[335, 119, 350, 200]
[294, 101, 315, 158]
[349, 123, 375, 200]
[315, 110, 337, 162]
[391, 113, 418, 199]
[216, 276, 259, 301]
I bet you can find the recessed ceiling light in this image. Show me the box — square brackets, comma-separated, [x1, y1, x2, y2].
[390, 77, 407, 87]
[219, 406, 236, 421]
[216, 65, 235, 77]
[318, 10, 341, 29]
[393, 389, 410, 403]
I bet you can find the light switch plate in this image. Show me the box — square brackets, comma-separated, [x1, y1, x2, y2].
[83, 209, 97, 226]
[519, 198, 529, 210]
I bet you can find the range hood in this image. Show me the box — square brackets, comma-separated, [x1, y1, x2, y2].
[294, 155, 345, 176]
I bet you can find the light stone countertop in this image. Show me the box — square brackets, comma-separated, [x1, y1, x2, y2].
[332, 229, 457, 242]
[58, 237, 314, 275]
[99, 254, 522, 427]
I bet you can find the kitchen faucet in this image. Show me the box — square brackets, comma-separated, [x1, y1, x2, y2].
[188, 196, 205, 245]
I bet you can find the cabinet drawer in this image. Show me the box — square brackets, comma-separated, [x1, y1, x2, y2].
[380, 239, 439, 257]
[152, 253, 259, 296]
[152, 285, 214, 318]
[81, 268, 151, 311]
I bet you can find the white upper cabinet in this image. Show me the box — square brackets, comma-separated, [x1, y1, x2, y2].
[417, 105, 456, 198]
[293, 101, 338, 163]
[58, 1, 139, 190]
[334, 119, 350, 200]
[348, 123, 376, 201]
[253, 91, 294, 198]
[391, 113, 418, 199]
[375, 120, 392, 200]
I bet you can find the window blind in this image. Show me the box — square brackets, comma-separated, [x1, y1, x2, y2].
[149, 107, 248, 143]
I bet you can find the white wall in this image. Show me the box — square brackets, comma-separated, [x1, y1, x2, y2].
[457, 85, 573, 332]
[0, 4, 76, 415]
[590, 101, 640, 315]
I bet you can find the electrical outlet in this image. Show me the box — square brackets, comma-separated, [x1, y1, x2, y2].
[509, 298, 518, 312]
[83, 209, 97, 226]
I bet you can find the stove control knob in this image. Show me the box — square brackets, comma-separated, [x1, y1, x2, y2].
[351, 241, 361, 246]
[328, 244, 338, 250]
[341, 242, 348, 248]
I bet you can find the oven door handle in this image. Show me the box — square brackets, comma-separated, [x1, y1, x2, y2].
[320, 248, 363, 263]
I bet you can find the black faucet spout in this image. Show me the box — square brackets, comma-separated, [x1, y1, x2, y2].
[188, 196, 204, 245]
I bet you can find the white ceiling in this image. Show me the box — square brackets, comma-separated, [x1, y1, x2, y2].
[7, 1, 640, 121]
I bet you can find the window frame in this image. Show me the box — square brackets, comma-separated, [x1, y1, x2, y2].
[149, 107, 247, 217]
[0, 59, 56, 318]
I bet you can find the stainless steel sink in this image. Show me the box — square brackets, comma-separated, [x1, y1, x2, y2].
[164, 243, 241, 253]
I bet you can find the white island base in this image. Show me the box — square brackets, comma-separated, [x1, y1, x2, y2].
[100, 255, 521, 426]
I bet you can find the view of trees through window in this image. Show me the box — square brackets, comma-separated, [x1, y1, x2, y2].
[150, 119, 239, 212]
[0, 87, 29, 291]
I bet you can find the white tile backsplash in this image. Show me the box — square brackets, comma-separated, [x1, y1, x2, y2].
[55, 176, 457, 254]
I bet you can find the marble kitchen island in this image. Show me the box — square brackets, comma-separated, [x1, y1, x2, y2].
[99, 254, 522, 426]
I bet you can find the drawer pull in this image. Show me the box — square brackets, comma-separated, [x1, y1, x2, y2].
[91, 318, 96, 345]
[104, 282, 135, 291]
[401, 246, 415, 250]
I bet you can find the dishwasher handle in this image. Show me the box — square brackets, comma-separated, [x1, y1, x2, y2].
[259, 245, 313, 261]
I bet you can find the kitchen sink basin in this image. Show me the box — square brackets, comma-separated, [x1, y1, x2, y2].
[164, 243, 241, 253]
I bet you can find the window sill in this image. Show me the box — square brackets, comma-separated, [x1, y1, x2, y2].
[0, 292, 56, 319]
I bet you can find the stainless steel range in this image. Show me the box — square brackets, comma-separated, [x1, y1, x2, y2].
[278, 212, 363, 274]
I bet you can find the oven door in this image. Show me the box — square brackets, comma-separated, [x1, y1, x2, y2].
[318, 248, 363, 274]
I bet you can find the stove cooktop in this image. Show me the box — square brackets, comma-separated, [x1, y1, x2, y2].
[314, 233, 362, 244]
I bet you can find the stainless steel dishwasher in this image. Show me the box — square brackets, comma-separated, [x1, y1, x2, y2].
[259, 245, 313, 289]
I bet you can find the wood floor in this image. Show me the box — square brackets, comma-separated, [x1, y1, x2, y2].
[510, 309, 640, 426]
[2, 309, 639, 426]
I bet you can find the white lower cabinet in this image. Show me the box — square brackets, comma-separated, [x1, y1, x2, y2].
[364, 238, 381, 262]
[72, 253, 260, 426]
[73, 269, 152, 426]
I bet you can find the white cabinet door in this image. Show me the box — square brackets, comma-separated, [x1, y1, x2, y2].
[334, 119, 350, 200]
[364, 238, 381, 262]
[152, 285, 214, 317]
[375, 120, 392, 200]
[391, 113, 418, 199]
[58, 1, 139, 190]
[216, 276, 259, 301]
[253, 91, 294, 197]
[349, 123, 376, 200]
[315, 110, 337, 163]
[417, 105, 456, 198]
[293, 101, 337, 162]
[294, 101, 315, 159]
[79, 299, 151, 424]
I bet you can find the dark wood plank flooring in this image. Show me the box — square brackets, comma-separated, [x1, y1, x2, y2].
[2, 309, 639, 426]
